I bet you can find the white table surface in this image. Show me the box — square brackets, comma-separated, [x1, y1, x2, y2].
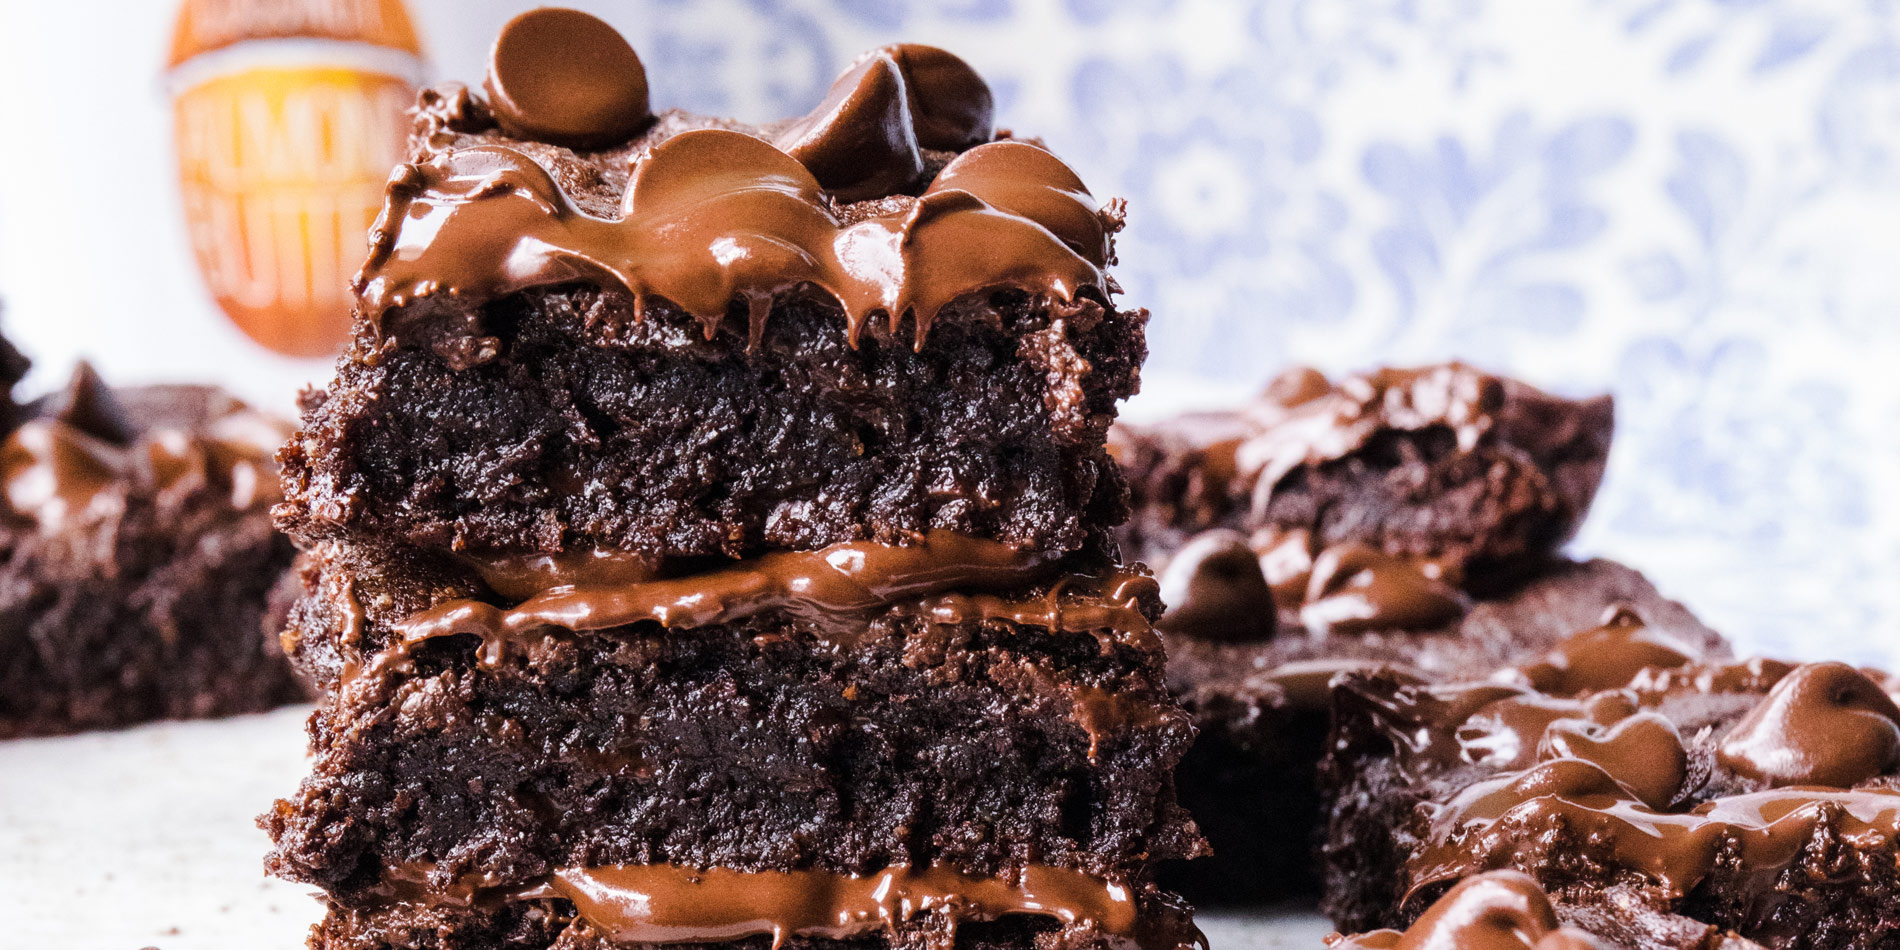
[0, 707, 1335, 949]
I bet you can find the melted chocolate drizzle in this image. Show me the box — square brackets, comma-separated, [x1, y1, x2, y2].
[353, 533, 1158, 689]
[374, 861, 1200, 950]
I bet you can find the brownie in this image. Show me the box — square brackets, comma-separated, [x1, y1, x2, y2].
[266, 13, 1202, 950]
[0, 363, 303, 737]
[1322, 631, 1900, 949]
[1324, 869, 1761, 950]
[279, 27, 1146, 564]
[1162, 556, 1726, 903]
[1113, 363, 1628, 902]
[0, 324, 27, 436]
[1113, 363, 1614, 593]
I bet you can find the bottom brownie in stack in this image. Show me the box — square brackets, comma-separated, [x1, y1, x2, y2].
[267, 534, 1207, 950]
[1323, 630, 1900, 950]
[0, 361, 302, 736]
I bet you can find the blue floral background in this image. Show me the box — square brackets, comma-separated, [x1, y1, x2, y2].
[422, 0, 1900, 664]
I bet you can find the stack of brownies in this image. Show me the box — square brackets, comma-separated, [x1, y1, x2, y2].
[265, 9, 1205, 950]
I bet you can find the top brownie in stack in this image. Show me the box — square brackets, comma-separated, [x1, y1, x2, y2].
[1323, 635, 1900, 949]
[1109, 363, 1663, 901]
[265, 10, 1202, 950]
[279, 25, 1141, 563]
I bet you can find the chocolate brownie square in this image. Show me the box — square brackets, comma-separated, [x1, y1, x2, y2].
[1322, 631, 1900, 949]
[265, 11, 1203, 950]
[1112, 363, 1630, 902]
[0, 363, 302, 737]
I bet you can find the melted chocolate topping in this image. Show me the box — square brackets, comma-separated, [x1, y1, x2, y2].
[1298, 542, 1467, 637]
[375, 862, 1198, 950]
[0, 365, 286, 530]
[360, 22, 1095, 356]
[1341, 629, 1900, 913]
[1327, 871, 1606, 950]
[1236, 363, 1505, 515]
[1509, 605, 1703, 694]
[484, 8, 653, 149]
[356, 533, 1158, 688]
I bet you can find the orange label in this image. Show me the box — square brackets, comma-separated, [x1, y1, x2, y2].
[173, 66, 411, 356]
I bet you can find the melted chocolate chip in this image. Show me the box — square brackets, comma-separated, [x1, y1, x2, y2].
[1299, 543, 1468, 636]
[1155, 529, 1276, 641]
[1717, 661, 1900, 788]
[484, 8, 651, 149]
[1540, 711, 1688, 809]
[881, 44, 993, 150]
[42, 362, 135, 444]
[774, 52, 926, 202]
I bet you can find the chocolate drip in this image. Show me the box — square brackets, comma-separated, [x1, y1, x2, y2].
[374, 862, 1198, 950]
[357, 534, 1158, 687]
[360, 130, 1108, 357]
[1329, 871, 1605, 950]
[0, 368, 286, 529]
[1716, 662, 1900, 788]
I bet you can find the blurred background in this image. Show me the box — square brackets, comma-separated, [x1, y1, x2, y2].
[1, 0, 1896, 659]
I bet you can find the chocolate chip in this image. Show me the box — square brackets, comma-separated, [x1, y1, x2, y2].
[882, 44, 993, 150]
[1155, 529, 1277, 641]
[43, 362, 135, 445]
[774, 52, 925, 202]
[484, 8, 651, 150]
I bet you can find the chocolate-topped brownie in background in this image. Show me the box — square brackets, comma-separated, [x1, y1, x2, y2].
[1324, 870, 1760, 950]
[0, 362, 303, 737]
[1114, 362, 1614, 593]
[265, 11, 1204, 950]
[1322, 632, 1900, 950]
[1110, 362, 1667, 902]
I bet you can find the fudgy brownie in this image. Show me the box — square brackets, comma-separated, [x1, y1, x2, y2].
[0, 362, 303, 737]
[1162, 555, 1725, 902]
[279, 12, 1145, 563]
[266, 11, 1202, 950]
[1322, 631, 1900, 949]
[1114, 363, 1614, 594]
[1324, 870, 1760, 950]
[1115, 362, 1630, 902]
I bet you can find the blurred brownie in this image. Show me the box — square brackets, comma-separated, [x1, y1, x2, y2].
[1324, 870, 1760, 950]
[266, 11, 1203, 950]
[0, 363, 302, 737]
[1115, 363, 1629, 902]
[1114, 362, 1614, 593]
[0, 326, 26, 436]
[1322, 632, 1900, 949]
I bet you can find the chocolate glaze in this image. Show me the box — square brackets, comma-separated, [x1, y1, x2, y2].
[374, 862, 1198, 950]
[1716, 662, 1900, 788]
[483, 8, 653, 150]
[357, 533, 1159, 687]
[1338, 632, 1900, 916]
[1328, 871, 1606, 950]
[0, 364, 286, 530]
